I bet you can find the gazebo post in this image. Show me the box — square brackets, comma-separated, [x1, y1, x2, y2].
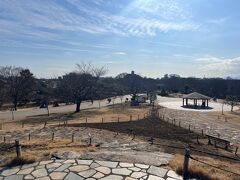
[183, 98, 184, 106]
[207, 100, 208, 107]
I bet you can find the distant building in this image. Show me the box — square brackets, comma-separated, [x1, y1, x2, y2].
[131, 70, 135, 75]
[136, 94, 147, 103]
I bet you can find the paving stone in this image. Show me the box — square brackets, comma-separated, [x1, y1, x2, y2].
[65, 172, 84, 180]
[112, 168, 132, 176]
[77, 159, 93, 165]
[141, 169, 147, 172]
[78, 169, 96, 178]
[147, 166, 168, 178]
[166, 178, 179, 180]
[25, 174, 34, 179]
[142, 175, 148, 180]
[147, 175, 165, 180]
[96, 160, 118, 168]
[17, 167, 34, 175]
[119, 163, 134, 168]
[131, 172, 147, 178]
[100, 175, 123, 180]
[128, 167, 141, 172]
[35, 176, 51, 180]
[95, 166, 111, 175]
[135, 163, 149, 169]
[86, 178, 96, 180]
[125, 177, 137, 180]
[36, 165, 45, 169]
[47, 168, 55, 173]
[1, 168, 20, 176]
[93, 172, 105, 179]
[32, 168, 48, 178]
[90, 163, 100, 168]
[39, 160, 53, 165]
[64, 169, 70, 173]
[4, 175, 23, 180]
[22, 162, 39, 169]
[49, 172, 67, 179]
[54, 164, 71, 171]
[167, 170, 182, 180]
[54, 160, 64, 163]
[69, 165, 89, 172]
[64, 159, 76, 164]
[46, 163, 61, 169]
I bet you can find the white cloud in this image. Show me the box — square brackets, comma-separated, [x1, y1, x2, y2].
[208, 17, 229, 25]
[195, 55, 240, 77]
[0, 0, 199, 38]
[113, 52, 127, 55]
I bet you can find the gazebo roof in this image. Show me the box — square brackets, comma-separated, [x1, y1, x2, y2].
[182, 92, 211, 100]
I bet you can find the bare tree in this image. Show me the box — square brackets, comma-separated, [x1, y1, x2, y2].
[58, 63, 107, 112]
[0, 66, 36, 110]
[226, 95, 239, 112]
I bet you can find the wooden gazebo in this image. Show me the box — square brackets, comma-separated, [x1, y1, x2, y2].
[182, 92, 211, 108]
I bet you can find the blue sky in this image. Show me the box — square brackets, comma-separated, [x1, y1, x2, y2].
[1, 0, 240, 78]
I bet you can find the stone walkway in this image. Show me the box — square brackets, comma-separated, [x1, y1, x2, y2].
[0, 159, 182, 180]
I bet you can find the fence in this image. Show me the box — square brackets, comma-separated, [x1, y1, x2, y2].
[156, 110, 239, 156]
[1, 110, 152, 144]
[183, 148, 240, 179]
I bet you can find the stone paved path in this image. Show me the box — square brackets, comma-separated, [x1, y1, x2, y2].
[0, 159, 182, 180]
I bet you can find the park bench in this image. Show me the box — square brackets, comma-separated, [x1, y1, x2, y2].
[206, 135, 231, 150]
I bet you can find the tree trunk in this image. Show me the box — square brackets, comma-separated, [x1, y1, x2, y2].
[75, 101, 81, 112]
[231, 105, 233, 112]
[14, 103, 17, 111]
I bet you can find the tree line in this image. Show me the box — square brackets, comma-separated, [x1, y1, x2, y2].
[0, 65, 239, 112]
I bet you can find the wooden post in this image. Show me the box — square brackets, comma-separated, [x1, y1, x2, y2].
[15, 139, 21, 158]
[89, 137, 92, 146]
[44, 121, 47, 128]
[3, 136, 6, 143]
[11, 109, 14, 121]
[130, 115, 132, 122]
[235, 147, 239, 156]
[118, 117, 120, 123]
[132, 132, 135, 140]
[47, 106, 50, 116]
[183, 148, 190, 180]
[102, 118, 103, 124]
[201, 129, 204, 136]
[138, 115, 139, 120]
[86, 118, 87, 124]
[0, 123, 2, 130]
[163, 115, 164, 120]
[52, 132, 55, 141]
[188, 124, 191, 132]
[22, 122, 24, 128]
[28, 133, 31, 141]
[72, 133, 74, 142]
[179, 121, 181, 127]
[197, 135, 199, 144]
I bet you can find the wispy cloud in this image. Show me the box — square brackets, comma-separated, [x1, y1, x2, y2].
[0, 0, 199, 39]
[113, 52, 127, 55]
[208, 17, 229, 25]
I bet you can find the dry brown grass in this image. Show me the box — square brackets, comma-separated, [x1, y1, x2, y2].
[0, 138, 97, 166]
[169, 154, 240, 180]
[3, 153, 37, 167]
[0, 104, 150, 132]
